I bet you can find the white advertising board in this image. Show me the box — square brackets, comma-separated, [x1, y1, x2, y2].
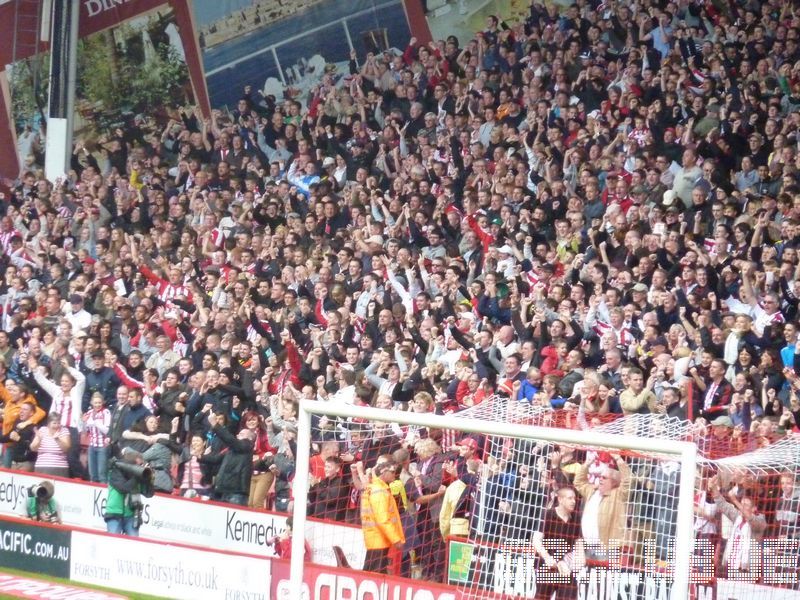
[70, 530, 270, 600]
[0, 469, 366, 568]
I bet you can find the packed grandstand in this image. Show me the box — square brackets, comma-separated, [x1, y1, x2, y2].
[1, 0, 800, 598]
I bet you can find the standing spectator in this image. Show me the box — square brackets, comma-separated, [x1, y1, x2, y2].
[574, 453, 631, 559]
[439, 457, 480, 539]
[81, 351, 120, 412]
[0, 401, 38, 471]
[0, 380, 45, 467]
[708, 476, 767, 576]
[177, 434, 213, 499]
[82, 392, 111, 483]
[533, 486, 584, 600]
[619, 367, 658, 415]
[361, 458, 405, 574]
[63, 295, 91, 333]
[774, 472, 800, 540]
[701, 359, 733, 420]
[30, 356, 86, 478]
[244, 411, 276, 509]
[407, 438, 446, 581]
[309, 456, 350, 521]
[145, 336, 181, 377]
[30, 413, 71, 477]
[201, 412, 254, 506]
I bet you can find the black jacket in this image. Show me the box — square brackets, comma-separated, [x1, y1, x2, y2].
[81, 366, 121, 412]
[309, 474, 350, 521]
[0, 420, 36, 463]
[201, 424, 253, 496]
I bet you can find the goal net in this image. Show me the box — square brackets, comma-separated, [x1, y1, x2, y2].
[289, 399, 697, 599]
[692, 434, 800, 599]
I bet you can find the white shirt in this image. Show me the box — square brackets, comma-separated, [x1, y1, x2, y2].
[581, 491, 603, 545]
[725, 515, 754, 571]
[330, 385, 356, 405]
[63, 307, 92, 332]
[694, 491, 718, 535]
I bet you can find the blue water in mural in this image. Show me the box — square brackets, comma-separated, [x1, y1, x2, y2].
[200, 0, 410, 108]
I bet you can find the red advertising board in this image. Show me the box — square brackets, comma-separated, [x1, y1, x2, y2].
[271, 559, 461, 600]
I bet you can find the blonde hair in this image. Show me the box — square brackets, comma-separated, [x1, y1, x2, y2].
[414, 438, 441, 460]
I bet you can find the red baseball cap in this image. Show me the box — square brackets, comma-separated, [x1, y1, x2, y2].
[457, 438, 478, 451]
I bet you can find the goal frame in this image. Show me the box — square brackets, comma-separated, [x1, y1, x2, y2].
[290, 401, 697, 598]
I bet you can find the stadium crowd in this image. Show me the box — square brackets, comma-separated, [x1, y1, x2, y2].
[1, 0, 800, 589]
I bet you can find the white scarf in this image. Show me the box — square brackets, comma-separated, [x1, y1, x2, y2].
[723, 331, 740, 365]
[725, 515, 753, 571]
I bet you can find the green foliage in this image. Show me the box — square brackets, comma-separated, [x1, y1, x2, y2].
[77, 24, 189, 114]
[76, 35, 120, 110]
[9, 17, 189, 132]
[8, 54, 49, 130]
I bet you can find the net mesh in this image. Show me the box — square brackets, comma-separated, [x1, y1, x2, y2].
[300, 400, 699, 598]
[297, 400, 800, 598]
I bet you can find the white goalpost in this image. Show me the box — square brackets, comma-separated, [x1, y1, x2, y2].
[290, 401, 698, 598]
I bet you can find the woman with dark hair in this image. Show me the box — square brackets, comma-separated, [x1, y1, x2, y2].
[177, 434, 213, 499]
[731, 223, 754, 261]
[31, 413, 71, 477]
[121, 414, 179, 493]
[243, 410, 277, 509]
[95, 319, 121, 354]
[756, 348, 784, 394]
[727, 345, 759, 384]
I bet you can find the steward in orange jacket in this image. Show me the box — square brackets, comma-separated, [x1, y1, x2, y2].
[360, 459, 405, 574]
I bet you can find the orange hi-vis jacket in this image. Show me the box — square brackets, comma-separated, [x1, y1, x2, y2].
[361, 476, 405, 550]
[0, 384, 45, 436]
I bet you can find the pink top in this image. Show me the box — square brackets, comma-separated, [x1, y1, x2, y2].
[180, 456, 207, 492]
[34, 426, 70, 469]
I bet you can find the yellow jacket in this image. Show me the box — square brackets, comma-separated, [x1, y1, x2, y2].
[440, 478, 469, 539]
[361, 476, 405, 550]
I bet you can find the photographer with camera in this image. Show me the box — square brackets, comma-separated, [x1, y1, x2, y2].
[105, 447, 154, 536]
[26, 481, 60, 524]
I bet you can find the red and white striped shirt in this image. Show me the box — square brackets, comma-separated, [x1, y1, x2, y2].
[83, 408, 111, 448]
[141, 266, 192, 303]
[593, 320, 634, 347]
[33, 367, 85, 430]
[211, 227, 226, 248]
[0, 228, 19, 253]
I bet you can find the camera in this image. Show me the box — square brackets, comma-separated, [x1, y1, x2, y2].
[28, 481, 54, 501]
[109, 457, 155, 528]
[129, 493, 146, 529]
[109, 456, 154, 487]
